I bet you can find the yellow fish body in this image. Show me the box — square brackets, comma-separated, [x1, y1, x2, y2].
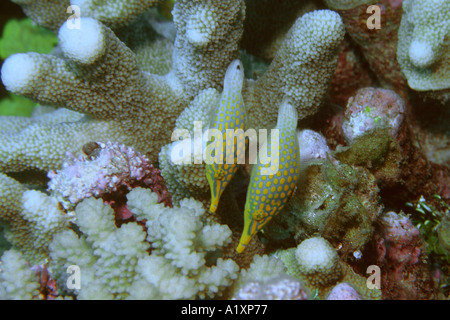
[205, 59, 247, 212]
[237, 97, 300, 253]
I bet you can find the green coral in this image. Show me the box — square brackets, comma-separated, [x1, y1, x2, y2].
[334, 128, 394, 168]
[265, 158, 383, 255]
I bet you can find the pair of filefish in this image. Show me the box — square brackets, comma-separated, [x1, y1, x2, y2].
[205, 60, 300, 253]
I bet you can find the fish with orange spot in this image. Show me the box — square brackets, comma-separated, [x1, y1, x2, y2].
[205, 59, 248, 212]
[237, 97, 300, 253]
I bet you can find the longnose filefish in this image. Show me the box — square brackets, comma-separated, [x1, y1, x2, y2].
[205, 59, 248, 213]
[237, 97, 300, 253]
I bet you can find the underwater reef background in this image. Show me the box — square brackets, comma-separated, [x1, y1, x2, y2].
[0, 0, 448, 300]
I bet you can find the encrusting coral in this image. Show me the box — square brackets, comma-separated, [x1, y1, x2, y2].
[0, 0, 449, 300]
[276, 237, 382, 300]
[374, 211, 435, 299]
[324, 87, 450, 207]
[264, 156, 383, 257]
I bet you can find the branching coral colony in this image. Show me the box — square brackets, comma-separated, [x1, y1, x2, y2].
[0, 0, 449, 300]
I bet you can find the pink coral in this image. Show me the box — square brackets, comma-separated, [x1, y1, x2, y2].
[48, 141, 172, 212]
[388, 0, 404, 9]
[233, 276, 309, 300]
[375, 211, 435, 299]
[342, 87, 406, 143]
[327, 283, 362, 300]
[323, 87, 450, 208]
[378, 211, 421, 268]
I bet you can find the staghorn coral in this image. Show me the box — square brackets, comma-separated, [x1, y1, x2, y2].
[397, 0, 450, 101]
[0, 172, 73, 265]
[0, 1, 345, 199]
[1, 15, 183, 170]
[0, 249, 41, 300]
[244, 9, 345, 130]
[0, 0, 249, 178]
[171, 0, 245, 100]
[11, 0, 159, 32]
[10, 0, 70, 32]
[49, 187, 239, 299]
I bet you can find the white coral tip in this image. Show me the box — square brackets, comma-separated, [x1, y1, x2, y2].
[408, 40, 435, 68]
[59, 17, 105, 65]
[1, 53, 39, 94]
